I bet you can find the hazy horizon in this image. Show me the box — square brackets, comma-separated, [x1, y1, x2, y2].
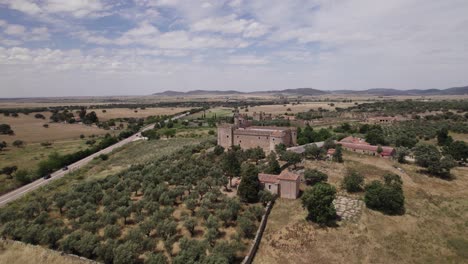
[1, 0, 468, 97]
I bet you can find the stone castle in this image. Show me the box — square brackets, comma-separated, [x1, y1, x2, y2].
[217, 114, 297, 153]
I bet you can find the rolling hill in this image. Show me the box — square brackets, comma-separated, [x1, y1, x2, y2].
[153, 86, 468, 97]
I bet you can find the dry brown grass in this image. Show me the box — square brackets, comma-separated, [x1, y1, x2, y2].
[450, 132, 468, 143]
[96, 107, 191, 121]
[254, 152, 468, 264]
[0, 240, 93, 264]
[0, 113, 110, 144]
[245, 102, 363, 116]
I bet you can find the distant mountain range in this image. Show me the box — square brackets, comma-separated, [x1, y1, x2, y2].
[153, 86, 468, 97]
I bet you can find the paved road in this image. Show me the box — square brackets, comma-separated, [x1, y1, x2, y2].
[0, 112, 190, 208]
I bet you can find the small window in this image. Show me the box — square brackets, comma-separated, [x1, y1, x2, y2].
[258, 137, 261, 139]
[268, 185, 271, 190]
[227, 135, 229, 138]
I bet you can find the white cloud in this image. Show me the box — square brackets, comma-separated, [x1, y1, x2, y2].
[0, 21, 50, 42]
[43, 0, 105, 18]
[191, 14, 270, 38]
[79, 22, 250, 50]
[0, 0, 107, 18]
[2, 0, 42, 15]
[226, 55, 269, 65]
[4, 24, 26, 35]
[1, 0, 468, 97]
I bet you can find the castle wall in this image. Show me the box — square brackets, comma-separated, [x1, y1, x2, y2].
[279, 179, 300, 199]
[233, 133, 271, 153]
[217, 126, 233, 149]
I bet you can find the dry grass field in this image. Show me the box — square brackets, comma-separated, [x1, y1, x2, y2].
[183, 107, 234, 120]
[0, 113, 110, 144]
[244, 101, 364, 116]
[96, 107, 191, 121]
[0, 139, 90, 194]
[450, 132, 468, 143]
[0, 240, 92, 264]
[254, 152, 468, 264]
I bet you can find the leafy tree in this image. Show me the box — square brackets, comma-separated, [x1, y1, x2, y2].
[145, 253, 168, 264]
[395, 134, 418, 148]
[444, 140, 468, 163]
[40, 227, 63, 248]
[34, 113, 46, 119]
[113, 241, 139, 264]
[95, 240, 117, 264]
[141, 129, 160, 140]
[1, 165, 17, 178]
[395, 147, 409, 163]
[205, 228, 219, 246]
[377, 145, 383, 154]
[173, 238, 208, 264]
[117, 206, 132, 224]
[14, 169, 31, 184]
[183, 217, 197, 236]
[213, 145, 224, 155]
[12, 140, 24, 148]
[0, 141, 7, 151]
[237, 163, 260, 203]
[160, 128, 176, 138]
[0, 124, 14, 135]
[342, 171, 364, 192]
[274, 143, 287, 153]
[413, 143, 455, 178]
[84, 111, 99, 124]
[246, 147, 265, 163]
[104, 225, 121, 239]
[323, 138, 336, 150]
[304, 144, 325, 160]
[304, 169, 328, 186]
[364, 174, 405, 215]
[258, 190, 274, 206]
[437, 127, 453, 146]
[156, 219, 177, 240]
[301, 183, 336, 225]
[265, 152, 281, 174]
[184, 198, 197, 215]
[280, 151, 302, 169]
[211, 240, 238, 263]
[366, 127, 385, 145]
[332, 145, 343, 163]
[222, 149, 240, 188]
[237, 215, 256, 238]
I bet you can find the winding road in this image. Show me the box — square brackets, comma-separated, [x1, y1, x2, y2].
[0, 112, 190, 208]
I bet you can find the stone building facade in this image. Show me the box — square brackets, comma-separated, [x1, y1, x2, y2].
[258, 170, 300, 199]
[217, 115, 297, 153]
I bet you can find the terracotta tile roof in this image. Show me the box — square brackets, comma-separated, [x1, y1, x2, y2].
[278, 170, 300, 181]
[327, 148, 336, 155]
[258, 173, 279, 184]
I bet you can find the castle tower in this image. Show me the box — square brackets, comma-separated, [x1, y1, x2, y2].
[217, 124, 234, 149]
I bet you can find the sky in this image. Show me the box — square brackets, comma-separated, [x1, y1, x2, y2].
[0, 0, 468, 97]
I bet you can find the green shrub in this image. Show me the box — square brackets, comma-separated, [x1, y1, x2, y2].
[304, 169, 328, 186]
[342, 171, 364, 192]
[364, 174, 405, 215]
[301, 183, 336, 225]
